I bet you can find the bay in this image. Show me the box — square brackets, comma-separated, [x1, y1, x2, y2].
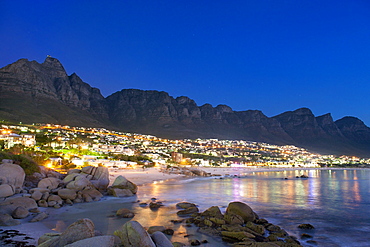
[44, 169, 370, 246]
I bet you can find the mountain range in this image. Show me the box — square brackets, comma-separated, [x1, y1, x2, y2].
[1, 57, 370, 156]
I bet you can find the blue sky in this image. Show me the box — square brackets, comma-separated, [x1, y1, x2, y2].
[1, 1, 370, 125]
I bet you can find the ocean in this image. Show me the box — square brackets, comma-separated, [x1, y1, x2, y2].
[44, 169, 370, 247]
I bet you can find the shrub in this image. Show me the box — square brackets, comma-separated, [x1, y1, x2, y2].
[0, 151, 40, 175]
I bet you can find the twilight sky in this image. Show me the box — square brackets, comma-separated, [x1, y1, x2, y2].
[1, 1, 370, 125]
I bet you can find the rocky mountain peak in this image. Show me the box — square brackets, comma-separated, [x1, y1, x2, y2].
[293, 107, 313, 115]
[41, 56, 67, 78]
[216, 104, 233, 113]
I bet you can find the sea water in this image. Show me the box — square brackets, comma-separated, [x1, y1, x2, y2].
[44, 169, 370, 247]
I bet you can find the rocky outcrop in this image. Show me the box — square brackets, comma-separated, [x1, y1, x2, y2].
[225, 201, 258, 223]
[0, 162, 25, 197]
[114, 221, 156, 247]
[38, 218, 95, 247]
[108, 175, 138, 197]
[185, 202, 302, 246]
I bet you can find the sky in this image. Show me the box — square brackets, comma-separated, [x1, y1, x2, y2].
[1, 0, 370, 125]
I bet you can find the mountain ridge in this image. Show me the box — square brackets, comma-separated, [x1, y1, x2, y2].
[1, 57, 370, 156]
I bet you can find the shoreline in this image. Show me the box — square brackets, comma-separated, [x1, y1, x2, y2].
[1, 166, 367, 246]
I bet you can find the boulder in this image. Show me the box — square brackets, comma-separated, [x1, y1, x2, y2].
[12, 206, 29, 219]
[116, 208, 135, 218]
[49, 218, 95, 247]
[64, 235, 116, 247]
[209, 217, 225, 225]
[201, 206, 223, 218]
[67, 169, 81, 175]
[114, 220, 156, 247]
[149, 201, 163, 209]
[221, 231, 255, 241]
[226, 201, 257, 223]
[298, 223, 315, 229]
[246, 221, 265, 235]
[147, 226, 166, 234]
[109, 188, 134, 197]
[47, 194, 63, 206]
[150, 231, 173, 247]
[0, 184, 15, 198]
[38, 177, 60, 190]
[38, 232, 61, 246]
[30, 212, 48, 222]
[224, 213, 244, 225]
[38, 199, 48, 207]
[176, 202, 197, 209]
[58, 188, 77, 200]
[0, 197, 38, 214]
[111, 175, 138, 194]
[66, 175, 92, 191]
[81, 166, 110, 190]
[63, 173, 80, 184]
[0, 163, 25, 191]
[30, 187, 50, 193]
[31, 190, 43, 201]
[81, 188, 103, 201]
[0, 213, 20, 226]
[177, 206, 199, 216]
[162, 228, 174, 235]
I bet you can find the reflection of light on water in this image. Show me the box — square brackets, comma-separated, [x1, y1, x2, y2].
[232, 178, 244, 201]
[52, 220, 67, 232]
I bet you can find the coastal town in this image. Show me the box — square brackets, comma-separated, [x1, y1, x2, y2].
[1, 121, 369, 171]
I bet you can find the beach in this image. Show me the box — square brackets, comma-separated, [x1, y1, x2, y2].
[2, 166, 367, 246]
[0, 166, 270, 246]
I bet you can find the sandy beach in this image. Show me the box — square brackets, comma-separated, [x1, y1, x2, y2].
[1, 166, 363, 246]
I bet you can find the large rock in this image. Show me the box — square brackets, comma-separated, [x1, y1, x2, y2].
[47, 194, 63, 207]
[30, 212, 48, 222]
[63, 173, 80, 184]
[176, 202, 196, 209]
[0, 184, 15, 198]
[31, 189, 44, 200]
[46, 218, 95, 247]
[111, 175, 138, 194]
[66, 175, 93, 191]
[12, 206, 29, 219]
[38, 233, 61, 246]
[80, 188, 103, 202]
[58, 188, 77, 200]
[0, 163, 25, 193]
[177, 206, 199, 216]
[0, 197, 38, 214]
[38, 177, 60, 190]
[114, 221, 156, 247]
[201, 206, 223, 218]
[226, 201, 257, 223]
[0, 213, 20, 226]
[147, 226, 166, 234]
[64, 235, 116, 247]
[81, 166, 110, 190]
[109, 188, 134, 197]
[116, 208, 135, 218]
[150, 231, 173, 247]
[221, 231, 255, 241]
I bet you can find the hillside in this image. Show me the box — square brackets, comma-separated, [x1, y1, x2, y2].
[1, 57, 370, 156]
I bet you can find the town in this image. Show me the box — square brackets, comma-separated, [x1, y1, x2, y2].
[1, 121, 369, 171]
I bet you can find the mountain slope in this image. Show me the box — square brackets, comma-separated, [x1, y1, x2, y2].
[1, 57, 370, 156]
